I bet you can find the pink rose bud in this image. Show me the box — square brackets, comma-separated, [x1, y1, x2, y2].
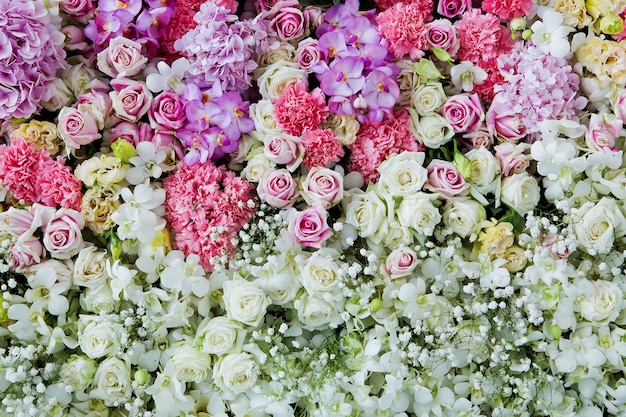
[612, 89, 626, 122]
[425, 19, 458, 56]
[42, 208, 85, 260]
[442, 93, 484, 133]
[107, 121, 141, 146]
[110, 78, 153, 123]
[425, 159, 470, 199]
[257, 169, 298, 208]
[486, 101, 527, 142]
[76, 90, 113, 130]
[437, 0, 471, 18]
[263, 134, 304, 171]
[57, 106, 102, 149]
[9, 237, 44, 270]
[288, 205, 332, 248]
[301, 166, 343, 208]
[97, 36, 148, 79]
[62, 25, 89, 51]
[303, 6, 325, 30]
[385, 247, 419, 279]
[296, 38, 321, 73]
[585, 113, 622, 152]
[494, 142, 530, 176]
[268, 1, 306, 41]
[149, 91, 186, 131]
[59, 0, 95, 21]
[460, 124, 494, 149]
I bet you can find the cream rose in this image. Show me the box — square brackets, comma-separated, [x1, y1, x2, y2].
[397, 192, 441, 236]
[78, 318, 122, 359]
[572, 197, 626, 254]
[500, 173, 541, 217]
[442, 198, 486, 238]
[80, 284, 116, 313]
[73, 246, 109, 287]
[411, 82, 446, 115]
[242, 148, 276, 183]
[213, 352, 259, 395]
[465, 147, 500, 194]
[377, 152, 429, 198]
[295, 293, 337, 330]
[169, 342, 212, 383]
[300, 250, 342, 294]
[90, 357, 132, 406]
[256, 60, 308, 99]
[196, 316, 245, 355]
[579, 279, 623, 324]
[223, 280, 271, 328]
[409, 110, 455, 149]
[345, 190, 389, 243]
[247, 99, 282, 142]
[59, 355, 98, 392]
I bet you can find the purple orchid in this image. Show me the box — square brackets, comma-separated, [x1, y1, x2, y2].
[320, 57, 365, 97]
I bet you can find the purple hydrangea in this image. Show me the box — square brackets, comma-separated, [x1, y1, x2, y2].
[0, 0, 67, 120]
[174, 1, 260, 93]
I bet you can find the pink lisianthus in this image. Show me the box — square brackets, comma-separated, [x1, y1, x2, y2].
[42, 208, 85, 260]
[301, 129, 344, 169]
[273, 82, 329, 136]
[442, 93, 485, 134]
[288, 205, 332, 248]
[425, 159, 470, 199]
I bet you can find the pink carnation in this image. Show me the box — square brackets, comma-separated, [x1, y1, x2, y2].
[273, 82, 329, 136]
[37, 159, 82, 211]
[374, 0, 418, 12]
[377, 1, 434, 60]
[455, 8, 511, 63]
[0, 139, 44, 205]
[482, 0, 533, 21]
[471, 57, 504, 104]
[301, 129, 344, 169]
[164, 161, 255, 272]
[348, 109, 422, 184]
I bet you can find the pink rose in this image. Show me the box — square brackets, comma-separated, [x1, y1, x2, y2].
[385, 247, 419, 279]
[57, 106, 102, 149]
[425, 19, 459, 56]
[494, 142, 530, 176]
[585, 114, 622, 152]
[486, 101, 527, 142]
[442, 93, 484, 133]
[269, 1, 306, 41]
[107, 121, 142, 146]
[152, 131, 185, 160]
[3, 204, 55, 239]
[437, 0, 470, 18]
[59, 0, 94, 21]
[97, 36, 147, 79]
[460, 124, 494, 149]
[9, 237, 44, 270]
[303, 6, 325, 30]
[425, 159, 469, 198]
[62, 26, 89, 51]
[296, 38, 321, 73]
[301, 166, 343, 208]
[288, 205, 332, 248]
[257, 169, 298, 208]
[149, 92, 186, 131]
[612, 90, 626, 122]
[257, 0, 281, 13]
[263, 134, 304, 171]
[76, 90, 113, 130]
[42, 209, 85, 260]
[109, 79, 152, 123]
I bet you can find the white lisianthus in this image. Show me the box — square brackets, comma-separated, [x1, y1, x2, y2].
[256, 60, 307, 99]
[213, 352, 259, 395]
[74, 155, 128, 187]
[500, 173, 541, 216]
[300, 249, 342, 295]
[78, 318, 123, 359]
[465, 147, 500, 194]
[59, 355, 98, 392]
[377, 152, 428, 198]
[169, 342, 212, 383]
[196, 316, 246, 356]
[579, 279, 623, 325]
[73, 246, 109, 288]
[345, 190, 389, 243]
[572, 197, 626, 254]
[442, 198, 486, 238]
[409, 110, 454, 149]
[90, 356, 132, 407]
[411, 82, 446, 115]
[223, 279, 271, 328]
[397, 192, 441, 236]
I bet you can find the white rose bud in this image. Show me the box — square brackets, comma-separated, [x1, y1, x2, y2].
[223, 280, 271, 328]
[465, 147, 500, 194]
[572, 197, 626, 255]
[397, 192, 441, 236]
[500, 173, 541, 217]
[442, 198, 486, 238]
[59, 355, 98, 392]
[169, 342, 211, 383]
[196, 316, 245, 355]
[377, 152, 428, 198]
[213, 352, 259, 395]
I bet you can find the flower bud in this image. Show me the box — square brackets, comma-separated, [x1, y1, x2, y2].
[600, 14, 624, 35]
[111, 139, 137, 163]
[548, 323, 562, 340]
[369, 298, 383, 313]
[510, 17, 526, 32]
[522, 29, 533, 41]
[134, 369, 148, 385]
[414, 59, 443, 81]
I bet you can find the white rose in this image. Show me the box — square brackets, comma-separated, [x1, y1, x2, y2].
[78, 318, 122, 359]
[256, 42, 296, 71]
[300, 249, 342, 294]
[295, 293, 338, 330]
[383, 222, 415, 250]
[223, 280, 271, 328]
[442, 198, 486, 238]
[256, 272, 301, 306]
[465, 147, 500, 193]
[500, 173, 541, 217]
[196, 316, 245, 355]
[59, 355, 98, 392]
[247, 99, 282, 141]
[169, 342, 211, 382]
[397, 192, 441, 236]
[242, 147, 276, 183]
[573, 197, 626, 254]
[256, 60, 308, 99]
[345, 190, 388, 243]
[579, 280, 623, 324]
[409, 110, 454, 149]
[300, 166, 343, 208]
[377, 152, 428, 198]
[80, 283, 117, 313]
[411, 82, 446, 115]
[213, 352, 259, 395]
[90, 357, 131, 406]
[73, 246, 109, 288]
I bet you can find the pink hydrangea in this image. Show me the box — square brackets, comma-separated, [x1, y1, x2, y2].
[164, 161, 255, 272]
[376, 0, 434, 60]
[37, 159, 82, 211]
[273, 82, 329, 136]
[455, 8, 511, 63]
[301, 129, 344, 169]
[481, 0, 533, 21]
[0, 139, 44, 205]
[348, 109, 422, 184]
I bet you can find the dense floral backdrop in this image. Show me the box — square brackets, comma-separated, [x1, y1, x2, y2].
[2, 0, 626, 415]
